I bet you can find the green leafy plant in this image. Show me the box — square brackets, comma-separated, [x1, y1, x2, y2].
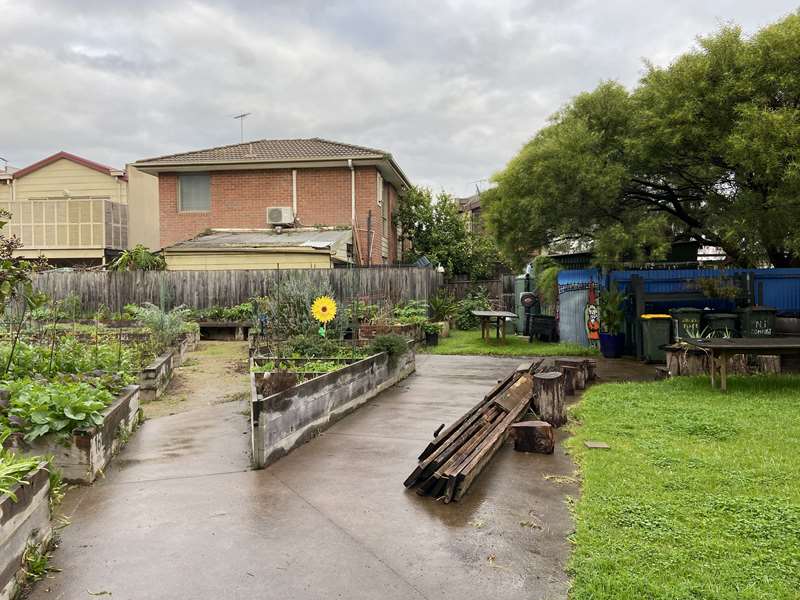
[22, 542, 52, 582]
[0, 338, 136, 380]
[0, 430, 43, 502]
[533, 255, 562, 306]
[422, 322, 442, 335]
[455, 287, 491, 330]
[128, 303, 192, 352]
[393, 300, 429, 326]
[690, 277, 742, 301]
[368, 333, 409, 366]
[109, 244, 166, 271]
[599, 283, 626, 335]
[429, 292, 458, 322]
[2, 379, 115, 443]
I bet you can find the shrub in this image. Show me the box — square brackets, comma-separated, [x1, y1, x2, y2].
[368, 333, 409, 366]
[109, 245, 166, 271]
[285, 334, 342, 358]
[429, 291, 458, 322]
[455, 287, 491, 330]
[128, 303, 192, 351]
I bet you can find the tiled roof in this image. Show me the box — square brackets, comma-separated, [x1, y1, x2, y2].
[136, 138, 389, 165]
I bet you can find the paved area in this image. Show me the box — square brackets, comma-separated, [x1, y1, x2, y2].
[33, 352, 655, 600]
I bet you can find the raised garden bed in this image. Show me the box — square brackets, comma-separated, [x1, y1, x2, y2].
[19, 385, 140, 484]
[138, 331, 198, 402]
[0, 464, 51, 600]
[250, 347, 415, 468]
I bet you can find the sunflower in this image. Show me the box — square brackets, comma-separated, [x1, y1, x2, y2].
[311, 295, 337, 323]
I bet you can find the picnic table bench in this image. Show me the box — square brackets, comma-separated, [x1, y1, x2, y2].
[471, 310, 518, 341]
[685, 336, 800, 391]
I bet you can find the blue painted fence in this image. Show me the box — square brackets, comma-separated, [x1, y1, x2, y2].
[556, 267, 800, 346]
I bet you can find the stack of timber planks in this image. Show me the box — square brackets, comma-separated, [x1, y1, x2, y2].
[404, 359, 547, 503]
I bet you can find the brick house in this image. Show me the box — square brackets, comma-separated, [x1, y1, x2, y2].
[132, 138, 410, 268]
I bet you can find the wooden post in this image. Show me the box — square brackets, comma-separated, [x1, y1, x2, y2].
[510, 421, 554, 454]
[559, 365, 578, 396]
[584, 359, 597, 381]
[555, 359, 585, 390]
[533, 371, 566, 427]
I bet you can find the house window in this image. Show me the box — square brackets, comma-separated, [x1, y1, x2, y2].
[178, 173, 211, 212]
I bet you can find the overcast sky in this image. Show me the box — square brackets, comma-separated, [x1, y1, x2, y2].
[1, 1, 797, 197]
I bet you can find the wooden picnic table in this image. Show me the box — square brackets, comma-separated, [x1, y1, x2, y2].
[471, 310, 518, 341]
[685, 337, 800, 391]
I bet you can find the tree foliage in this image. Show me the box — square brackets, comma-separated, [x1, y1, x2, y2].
[485, 14, 800, 268]
[394, 185, 505, 278]
[109, 244, 166, 271]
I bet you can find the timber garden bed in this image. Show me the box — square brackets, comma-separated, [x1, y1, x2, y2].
[15, 385, 141, 484]
[0, 463, 52, 600]
[138, 330, 199, 401]
[250, 347, 415, 468]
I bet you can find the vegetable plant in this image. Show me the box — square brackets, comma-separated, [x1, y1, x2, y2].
[0, 430, 43, 502]
[2, 379, 114, 443]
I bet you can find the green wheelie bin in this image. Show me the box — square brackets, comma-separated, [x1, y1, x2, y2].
[736, 306, 776, 337]
[640, 314, 672, 362]
[703, 313, 738, 338]
[669, 307, 703, 340]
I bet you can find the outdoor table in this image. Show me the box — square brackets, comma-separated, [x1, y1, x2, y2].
[685, 337, 800, 391]
[471, 310, 518, 341]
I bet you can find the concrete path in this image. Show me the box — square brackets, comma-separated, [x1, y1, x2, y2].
[33, 353, 650, 600]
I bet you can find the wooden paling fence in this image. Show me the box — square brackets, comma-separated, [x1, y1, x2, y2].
[32, 267, 443, 312]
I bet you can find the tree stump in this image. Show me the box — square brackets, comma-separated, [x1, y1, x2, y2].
[665, 348, 682, 376]
[511, 420, 554, 454]
[559, 365, 579, 396]
[533, 371, 566, 427]
[555, 359, 585, 390]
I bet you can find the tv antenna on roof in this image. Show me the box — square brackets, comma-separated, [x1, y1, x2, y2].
[233, 112, 252, 143]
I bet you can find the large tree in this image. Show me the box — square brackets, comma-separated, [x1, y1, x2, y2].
[485, 14, 800, 268]
[394, 186, 504, 278]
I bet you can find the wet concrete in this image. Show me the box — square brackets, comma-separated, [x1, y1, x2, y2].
[32, 353, 656, 600]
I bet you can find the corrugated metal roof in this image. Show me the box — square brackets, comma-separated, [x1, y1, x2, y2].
[166, 228, 352, 251]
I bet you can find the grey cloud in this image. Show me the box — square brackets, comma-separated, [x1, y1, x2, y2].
[1, 0, 797, 196]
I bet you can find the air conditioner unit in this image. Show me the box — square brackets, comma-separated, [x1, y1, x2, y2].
[267, 206, 294, 226]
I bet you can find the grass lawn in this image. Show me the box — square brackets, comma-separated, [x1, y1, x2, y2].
[421, 328, 598, 357]
[568, 375, 800, 600]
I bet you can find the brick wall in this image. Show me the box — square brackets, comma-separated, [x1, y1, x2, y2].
[158, 165, 400, 265]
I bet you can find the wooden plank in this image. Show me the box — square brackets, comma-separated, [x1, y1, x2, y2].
[417, 369, 519, 461]
[451, 374, 534, 502]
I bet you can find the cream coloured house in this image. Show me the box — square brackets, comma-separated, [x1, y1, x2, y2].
[0, 152, 157, 266]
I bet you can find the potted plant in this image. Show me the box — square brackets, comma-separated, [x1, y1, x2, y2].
[598, 283, 626, 358]
[422, 322, 442, 347]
